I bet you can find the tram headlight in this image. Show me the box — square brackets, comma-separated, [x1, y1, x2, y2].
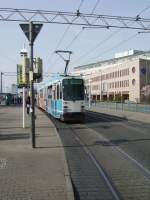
[63, 106, 68, 113]
[81, 105, 85, 112]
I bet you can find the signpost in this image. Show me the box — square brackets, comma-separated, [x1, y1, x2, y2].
[20, 22, 43, 148]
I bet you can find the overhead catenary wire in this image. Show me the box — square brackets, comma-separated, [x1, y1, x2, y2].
[78, 0, 85, 11]
[24, 5, 150, 69]
[45, 0, 85, 70]
[65, 29, 83, 50]
[137, 4, 150, 17]
[45, 25, 71, 64]
[53, 0, 86, 50]
[0, 51, 17, 63]
[83, 32, 139, 64]
[65, 0, 101, 50]
[71, 3, 150, 67]
[91, 0, 101, 14]
[45, 0, 100, 76]
[71, 28, 122, 65]
[53, 0, 85, 51]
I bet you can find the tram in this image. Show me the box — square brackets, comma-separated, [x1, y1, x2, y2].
[37, 74, 85, 122]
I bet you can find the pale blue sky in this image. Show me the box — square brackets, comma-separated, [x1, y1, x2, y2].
[1, 0, 150, 90]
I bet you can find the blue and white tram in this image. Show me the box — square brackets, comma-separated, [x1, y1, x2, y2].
[38, 74, 85, 122]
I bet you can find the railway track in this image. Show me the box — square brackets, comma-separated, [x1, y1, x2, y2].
[51, 116, 122, 200]
[46, 110, 150, 200]
[86, 111, 150, 176]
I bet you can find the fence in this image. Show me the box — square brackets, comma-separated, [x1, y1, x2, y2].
[86, 101, 150, 114]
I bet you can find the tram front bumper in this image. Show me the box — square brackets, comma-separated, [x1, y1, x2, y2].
[62, 112, 85, 122]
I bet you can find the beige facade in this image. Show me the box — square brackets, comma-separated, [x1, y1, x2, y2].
[73, 51, 150, 103]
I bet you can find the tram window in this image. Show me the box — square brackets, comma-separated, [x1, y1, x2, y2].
[60, 84, 62, 99]
[57, 84, 59, 99]
[40, 89, 43, 98]
[62, 79, 84, 100]
[44, 88, 47, 99]
[63, 79, 83, 85]
[52, 90, 56, 100]
[52, 85, 56, 100]
[47, 86, 52, 99]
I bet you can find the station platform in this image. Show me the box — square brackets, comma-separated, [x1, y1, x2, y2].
[0, 106, 74, 200]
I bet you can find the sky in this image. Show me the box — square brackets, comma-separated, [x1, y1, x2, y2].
[1, 0, 150, 91]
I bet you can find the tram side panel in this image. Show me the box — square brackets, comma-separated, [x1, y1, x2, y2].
[39, 89, 45, 110]
[46, 83, 63, 119]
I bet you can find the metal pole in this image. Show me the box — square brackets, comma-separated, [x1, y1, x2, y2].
[23, 87, 25, 128]
[146, 57, 148, 106]
[1, 72, 3, 93]
[29, 22, 36, 148]
[100, 70, 102, 101]
[64, 60, 69, 75]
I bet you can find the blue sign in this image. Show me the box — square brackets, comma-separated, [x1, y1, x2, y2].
[141, 68, 146, 74]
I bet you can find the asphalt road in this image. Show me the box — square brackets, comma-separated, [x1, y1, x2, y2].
[86, 111, 150, 172]
[51, 111, 150, 200]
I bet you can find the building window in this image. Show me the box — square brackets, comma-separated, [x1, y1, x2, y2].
[117, 81, 119, 88]
[124, 69, 126, 75]
[109, 83, 111, 89]
[132, 67, 136, 73]
[124, 80, 126, 87]
[112, 82, 114, 88]
[123, 80, 125, 87]
[120, 70, 122, 77]
[110, 73, 112, 79]
[132, 79, 136, 86]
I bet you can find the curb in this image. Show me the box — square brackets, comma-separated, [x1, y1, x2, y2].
[36, 107, 75, 200]
[54, 127, 75, 200]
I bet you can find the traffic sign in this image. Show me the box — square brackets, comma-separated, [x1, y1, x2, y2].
[20, 23, 43, 42]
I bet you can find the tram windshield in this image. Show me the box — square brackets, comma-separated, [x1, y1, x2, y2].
[62, 79, 84, 101]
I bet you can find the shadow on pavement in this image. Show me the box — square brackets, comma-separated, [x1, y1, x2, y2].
[85, 111, 127, 123]
[95, 138, 150, 146]
[0, 133, 30, 140]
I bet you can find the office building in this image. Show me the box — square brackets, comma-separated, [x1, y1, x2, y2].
[73, 50, 150, 103]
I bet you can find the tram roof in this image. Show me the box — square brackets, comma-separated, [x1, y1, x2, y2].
[38, 74, 82, 90]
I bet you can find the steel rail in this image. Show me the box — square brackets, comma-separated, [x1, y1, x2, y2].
[70, 126, 121, 200]
[86, 110, 150, 178]
[51, 116, 121, 200]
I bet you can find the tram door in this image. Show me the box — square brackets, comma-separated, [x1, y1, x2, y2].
[47, 86, 52, 113]
[52, 85, 56, 116]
